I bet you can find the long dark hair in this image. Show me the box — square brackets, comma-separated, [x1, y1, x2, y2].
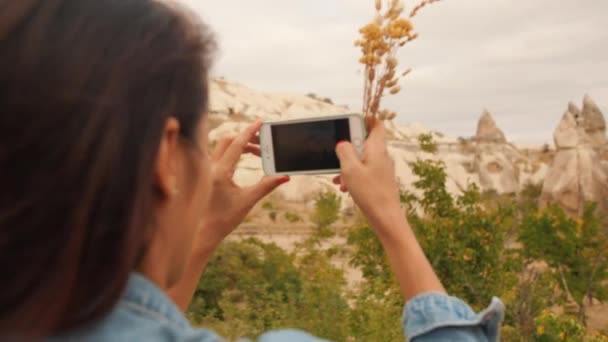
[0, 0, 215, 335]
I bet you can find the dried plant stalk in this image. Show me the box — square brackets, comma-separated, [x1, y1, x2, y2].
[355, 0, 440, 120]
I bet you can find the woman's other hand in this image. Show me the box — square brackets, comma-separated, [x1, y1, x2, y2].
[199, 119, 289, 248]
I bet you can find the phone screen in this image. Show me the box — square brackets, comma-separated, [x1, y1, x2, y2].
[271, 118, 351, 172]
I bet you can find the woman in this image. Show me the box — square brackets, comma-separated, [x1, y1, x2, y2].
[0, 0, 503, 340]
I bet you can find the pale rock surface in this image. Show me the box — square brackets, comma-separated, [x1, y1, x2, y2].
[581, 94, 607, 146]
[568, 102, 581, 117]
[475, 109, 507, 144]
[473, 110, 521, 194]
[554, 111, 588, 149]
[541, 100, 608, 215]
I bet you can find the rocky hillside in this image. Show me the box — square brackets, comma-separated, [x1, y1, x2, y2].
[208, 79, 607, 213]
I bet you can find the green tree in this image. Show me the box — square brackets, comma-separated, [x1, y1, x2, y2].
[187, 238, 350, 341]
[519, 203, 608, 326]
[418, 133, 438, 153]
[311, 191, 341, 233]
[401, 134, 518, 309]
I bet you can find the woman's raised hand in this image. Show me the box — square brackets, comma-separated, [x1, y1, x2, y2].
[199, 119, 289, 248]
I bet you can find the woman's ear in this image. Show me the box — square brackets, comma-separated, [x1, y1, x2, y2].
[155, 117, 181, 199]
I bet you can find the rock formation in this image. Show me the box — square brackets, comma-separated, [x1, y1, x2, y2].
[581, 94, 607, 147]
[475, 109, 507, 144]
[541, 98, 608, 216]
[208, 79, 598, 206]
[568, 102, 581, 117]
[473, 110, 520, 194]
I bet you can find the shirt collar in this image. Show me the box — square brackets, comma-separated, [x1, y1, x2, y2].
[121, 272, 190, 330]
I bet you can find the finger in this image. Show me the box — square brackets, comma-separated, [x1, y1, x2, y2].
[336, 141, 362, 171]
[244, 143, 261, 157]
[367, 117, 386, 146]
[250, 133, 260, 145]
[245, 175, 290, 203]
[365, 119, 388, 160]
[221, 119, 263, 169]
[212, 136, 235, 161]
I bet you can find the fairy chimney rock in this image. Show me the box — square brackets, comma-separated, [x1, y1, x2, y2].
[568, 102, 581, 117]
[543, 99, 608, 216]
[581, 94, 607, 146]
[554, 110, 588, 149]
[475, 110, 507, 144]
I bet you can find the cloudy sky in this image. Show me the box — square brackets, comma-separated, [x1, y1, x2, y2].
[185, 0, 608, 144]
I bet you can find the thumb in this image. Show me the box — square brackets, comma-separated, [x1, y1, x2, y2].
[246, 175, 290, 202]
[336, 141, 361, 170]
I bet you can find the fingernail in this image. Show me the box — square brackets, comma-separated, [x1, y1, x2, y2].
[336, 140, 347, 147]
[278, 176, 290, 185]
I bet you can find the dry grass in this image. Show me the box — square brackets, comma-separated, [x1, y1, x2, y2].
[355, 0, 440, 121]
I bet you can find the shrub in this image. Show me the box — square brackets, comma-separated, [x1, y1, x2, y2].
[284, 212, 301, 223]
[311, 191, 341, 230]
[519, 203, 608, 326]
[268, 211, 277, 222]
[188, 239, 350, 341]
[262, 201, 274, 210]
[418, 133, 438, 153]
[534, 311, 608, 342]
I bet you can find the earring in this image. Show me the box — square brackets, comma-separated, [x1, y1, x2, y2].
[169, 176, 180, 196]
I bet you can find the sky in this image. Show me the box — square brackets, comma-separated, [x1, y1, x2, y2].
[184, 0, 608, 144]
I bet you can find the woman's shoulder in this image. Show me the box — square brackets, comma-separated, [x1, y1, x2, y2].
[49, 302, 222, 342]
[49, 273, 223, 342]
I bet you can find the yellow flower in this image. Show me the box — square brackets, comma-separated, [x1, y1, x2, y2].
[359, 22, 383, 40]
[536, 325, 545, 336]
[394, 18, 413, 31]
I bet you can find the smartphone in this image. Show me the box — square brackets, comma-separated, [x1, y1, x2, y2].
[260, 114, 366, 175]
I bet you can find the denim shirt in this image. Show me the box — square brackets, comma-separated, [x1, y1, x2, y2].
[52, 273, 504, 341]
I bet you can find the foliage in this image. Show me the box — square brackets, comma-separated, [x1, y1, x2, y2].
[268, 211, 277, 222]
[262, 201, 275, 210]
[519, 203, 608, 325]
[311, 191, 341, 231]
[188, 134, 608, 340]
[503, 267, 559, 339]
[518, 181, 543, 215]
[418, 133, 438, 153]
[187, 239, 350, 341]
[348, 293, 403, 341]
[534, 311, 608, 342]
[404, 158, 518, 310]
[284, 211, 301, 223]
